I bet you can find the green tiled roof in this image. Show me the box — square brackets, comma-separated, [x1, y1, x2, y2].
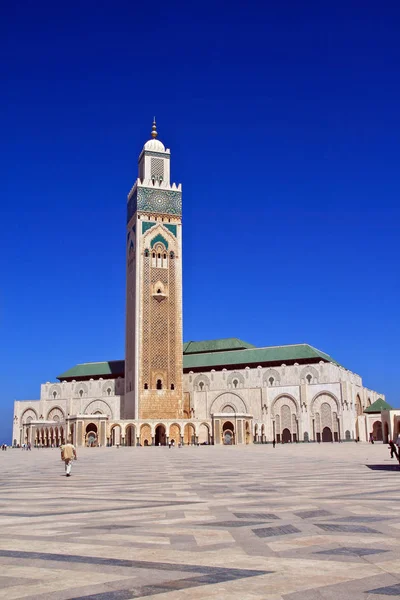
[364, 398, 393, 413]
[57, 342, 340, 381]
[183, 338, 255, 354]
[182, 343, 340, 370]
[57, 360, 124, 381]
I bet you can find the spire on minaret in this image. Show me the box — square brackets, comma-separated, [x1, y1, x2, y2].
[151, 117, 157, 139]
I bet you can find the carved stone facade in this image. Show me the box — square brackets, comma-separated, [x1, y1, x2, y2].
[124, 120, 183, 422]
[11, 122, 385, 447]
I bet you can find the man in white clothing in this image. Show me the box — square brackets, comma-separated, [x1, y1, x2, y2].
[60, 439, 77, 477]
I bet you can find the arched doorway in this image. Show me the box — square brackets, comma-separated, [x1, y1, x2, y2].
[373, 421, 383, 442]
[184, 423, 196, 445]
[322, 427, 333, 442]
[155, 424, 166, 446]
[223, 421, 234, 445]
[282, 428, 291, 443]
[140, 424, 152, 446]
[86, 423, 98, 447]
[384, 422, 389, 443]
[169, 423, 181, 446]
[125, 425, 136, 446]
[110, 424, 121, 446]
[198, 423, 210, 445]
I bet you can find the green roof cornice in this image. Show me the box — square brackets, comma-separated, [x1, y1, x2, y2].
[364, 398, 392, 413]
[57, 342, 342, 381]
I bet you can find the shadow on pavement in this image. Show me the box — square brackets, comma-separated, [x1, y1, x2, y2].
[366, 464, 400, 471]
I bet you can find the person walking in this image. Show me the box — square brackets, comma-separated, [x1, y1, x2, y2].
[60, 439, 77, 477]
[388, 440, 397, 459]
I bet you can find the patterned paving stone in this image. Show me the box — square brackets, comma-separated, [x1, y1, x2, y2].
[330, 515, 390, 523]
[200, 520, 267, 527]
[315, 523, 380, 534]
[295, 509, 333, 519]
[253, 524, 301, 537]
[1, 444, 400, 599]
[315, 547, 389, 557]
[233, 512, 279, 520]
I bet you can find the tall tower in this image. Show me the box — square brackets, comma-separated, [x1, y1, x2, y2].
[125, 120, 183, 420]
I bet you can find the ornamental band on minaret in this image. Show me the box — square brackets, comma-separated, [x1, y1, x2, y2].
[124, 120, 184, 423]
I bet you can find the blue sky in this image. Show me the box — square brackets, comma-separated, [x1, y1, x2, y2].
[1, 1, 399, 442]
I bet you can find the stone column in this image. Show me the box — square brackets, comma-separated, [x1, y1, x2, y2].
[237, 420, 243, 444]
[71, 423, 77, 446]
[214, 419, 221, 444]
[100, 421, 106, 446]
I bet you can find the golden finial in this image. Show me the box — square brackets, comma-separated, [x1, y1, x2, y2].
[151, 117, 157, 139]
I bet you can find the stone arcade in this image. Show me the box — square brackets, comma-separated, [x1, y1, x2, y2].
[13, 122, 385, 447]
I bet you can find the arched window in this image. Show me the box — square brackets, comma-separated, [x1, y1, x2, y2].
[269, 377, 274, 386]
[233, 379, 238, 389]
[171, 383, 175, 390]
[163, 253, 167, 260]
[79, 389, 83, 398]
[152, 252, 155, 258]
[199, 381, 204, 391]
[170, 251, 174, 259]
[144, 383, 148, 390]
[144, 249, 149, 258]
[107, 387, 111, 396]
[306, 374, 312, 384]
[158, 253, 161, 259]
[53, 391, 57, 399]
[156, 379, 162, 390]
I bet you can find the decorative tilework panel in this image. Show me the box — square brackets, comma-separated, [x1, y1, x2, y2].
[128, 189, 182, 221]
[142, 222, 157, 234]
[164, 224, 177, 237]
[142, 150, 171, 159]
[150, 234, 169, 249]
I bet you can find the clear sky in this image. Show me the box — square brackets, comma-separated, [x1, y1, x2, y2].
[1, 1, 399, 442]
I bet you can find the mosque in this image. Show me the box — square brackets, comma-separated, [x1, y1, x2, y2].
[12, 122, 387, 447]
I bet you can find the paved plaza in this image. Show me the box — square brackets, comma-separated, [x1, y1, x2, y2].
[1, 444, 400, 599]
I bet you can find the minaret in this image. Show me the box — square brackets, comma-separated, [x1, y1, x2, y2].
[124, 120, 183, 420]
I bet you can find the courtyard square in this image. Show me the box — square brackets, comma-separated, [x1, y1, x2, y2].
[1, 444, 400, 600]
